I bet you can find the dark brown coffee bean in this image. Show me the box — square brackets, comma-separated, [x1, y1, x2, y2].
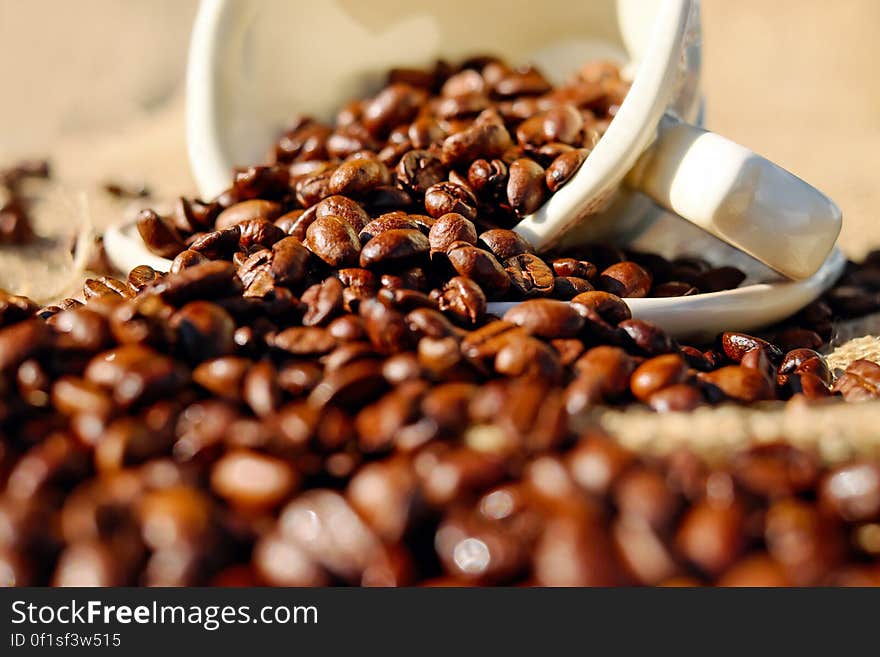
[168, 251, 206, 277]
[676, 499, 745, 576]
[570, 293, 630, 328]
[150, 261, 241, 306]
[215, 199, 282, 230]
[719, 332, 783, 364]
[598, 261, 652, 298]
[360, 229, 430, 269]
[424, 182, 478, 222]
[820, 461, 880, 522]
[301, 277, 344, 326]
[494, 334, 562, 383]
[551, 258, 596, 280]
[395, 150, 447, 197]
[494, 67, 551, 97]
[127, 265, 161, 293]
[236, 218, 286, 250]
[436, 276, 486, 324]
[295, 169, 336, 208]
[693, 266, 746, 292]
[408, 117, 446, 149]
[84, 344, 188, 409]
[503, 299, 584, 339]
[698, 365, 774, 403]
[357, 212, 417, 243]
[832, 359, 880, 401]
[545, 148, 590, 192]
[764, 498, 843, 585]
[171, 301, 235, 361]
[441, 120, 512, 166]
[648, 384, 704, 412]
[329, 157, 389, 197]
[653, 281, 698, 297]
[135, 209, 184, 258]
[360, 298, 410, 355]
[551, 276, 594, 299]
[305, 215, 361, 267]
[242, 360, 281, 418]
[505, 253, 555, 297]
[192, 356, 250, 400]
[428, 213, 477, 254]
[270, 327, 336, 356]
[467, 158, 508, 195]
[630, 354, 689, 402]
[730, 443, 819, 498]
[406, 307, 458, 339]
[51, 376, 113, 418]
[211, 448, 298, 511]
[362, 83, 426, 138]
[775, 327, 823, 353]
[516, 104, 584, 146]
[565, 347, 636, 412]
[477, 229, 534, 260]
[506, 158, 547, 216]
[309, 359, 388, 409]
[188, 227, 241, 260]
[446, 244, 510, 296]
[0, 320, 51, 372]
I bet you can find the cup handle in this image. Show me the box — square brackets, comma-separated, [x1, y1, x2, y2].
[625, 114, 841, 280]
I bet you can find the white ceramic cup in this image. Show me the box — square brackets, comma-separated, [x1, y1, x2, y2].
[186, 0, 841, 281]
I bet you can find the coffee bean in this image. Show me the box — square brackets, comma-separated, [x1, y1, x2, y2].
[504, 253, 555, 297]
[436, 276, 486, 324]
[243, 360, 281, 418]
[329, 157, 389, 197]
[211, 449, 298, 511]
[446, 244, 510, 296]
[135, 209, 185, 258]
[362, 83, 426, 138]
[150, 261, 242, 306]
[360, 229, 430, 269]
[832, 359, 880, 401]
[570, 291, 630, 324]
[270, 327, 336, 356]
[698, 365, 774, 403]
[467, 158, 508, 196]
[653, 281, 698, 297]
[171, 301, 235, 362]
[599, 261, 652, 298]
[503, 299, 584, 339]
[720, 332, 783, 364]
[820, 461, 880, 522]
[648, 384, 704, 412]
[396, 150, 447, 197]
[630, 354, 689, 402]
[301, 277, 344, 326]
[506, 158, 547, 215]
[215, 199, 282, 230]
[545, 149, 590, 192]
[693, 266, 746, 293]
[618, 319, 675, 356]
[305, 215, 361, 267]
[676, 499, 745, 576]
[424, 182, 478, 222]
[730, 443, 819, 498]
[428, 213, 477, 254]
[192, 356, 250, 401]
[441, 119, 512, 166]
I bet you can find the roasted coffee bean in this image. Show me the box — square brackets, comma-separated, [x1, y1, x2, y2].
[150, 261, 241, 306]
[305, 215, 361, 267]
[717, 554, 792, 587]
[648, 384, 704, 412]
[236, 218, 286, 250]
[832, 359, 880, 401]
[467, 158, 508, 195]
[215, 199, 282, 230]
[676, 499, 745, 576]
[295, 169, 336, 208]
[506, 158, 547, 216]
[699, 365, 774, 403]
[779, 348, 831, 385]
[516, 104, 584, 146]
[477, 229, 533, 260]
[730, 443, 819, 498]
[436, 276, 486, 324]
[329, 157, 389, 197]
[170, 249, 209, 273]
[360, 229, 430, 269]
[630, 354, 689, 402]
[551, 258, 596, 280]
[566, 347, 636, 412]
[545, 148, 590, 192]
[720, 332, 783, 364]
[301, 277, 344, 326]
[775, 327, 823, 352]
[764, 498, 843, 585]
[211, 449, 298, 511]
[551, 276, 594, 300]
[192, 356, 250, 401]
[135, 209, 185, 258]
[503, 299, 584, 339]
[424, 182, 478, 222]
[820, 461, 880, 522]
[171, 301, 235, 362]
[428, 213, 477, 254]
[84, 344, 188, 408]
[618, 319, 675, 356]
[0, 320, 51, 372]
[127, 265, 161, 293]
[693, 266, 746, 293]
[395, 150, 447, 197]
[504, 253, 555, 297]
[441, 119, 512, 166]
[270, 327, 336, 356]
[653, 281, 698, 297]
[362, 83, 426, 138]
[598, 261, 652, 298]
[358, 212, 418, 244]
[243, 361, 281, 418]
[446, 244, 510, 296]
[570, 290, 630, 324]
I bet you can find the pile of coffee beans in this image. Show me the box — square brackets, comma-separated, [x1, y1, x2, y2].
[1, 56, 880, 586]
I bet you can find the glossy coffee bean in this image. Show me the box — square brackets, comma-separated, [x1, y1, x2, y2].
[506, 158, 547, 216]
[360, 229, 430, 269]
[424, 182, 478, 222]
[446, 244, 510, 296]
[305, 215, 361, 267]
[545, 149, 589, 192]
[630, 354, 689, 402]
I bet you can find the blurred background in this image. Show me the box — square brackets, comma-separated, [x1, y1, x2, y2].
[0, 0, 878, 257]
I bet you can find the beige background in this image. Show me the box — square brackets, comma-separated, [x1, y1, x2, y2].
[1, 0, 878, 269]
